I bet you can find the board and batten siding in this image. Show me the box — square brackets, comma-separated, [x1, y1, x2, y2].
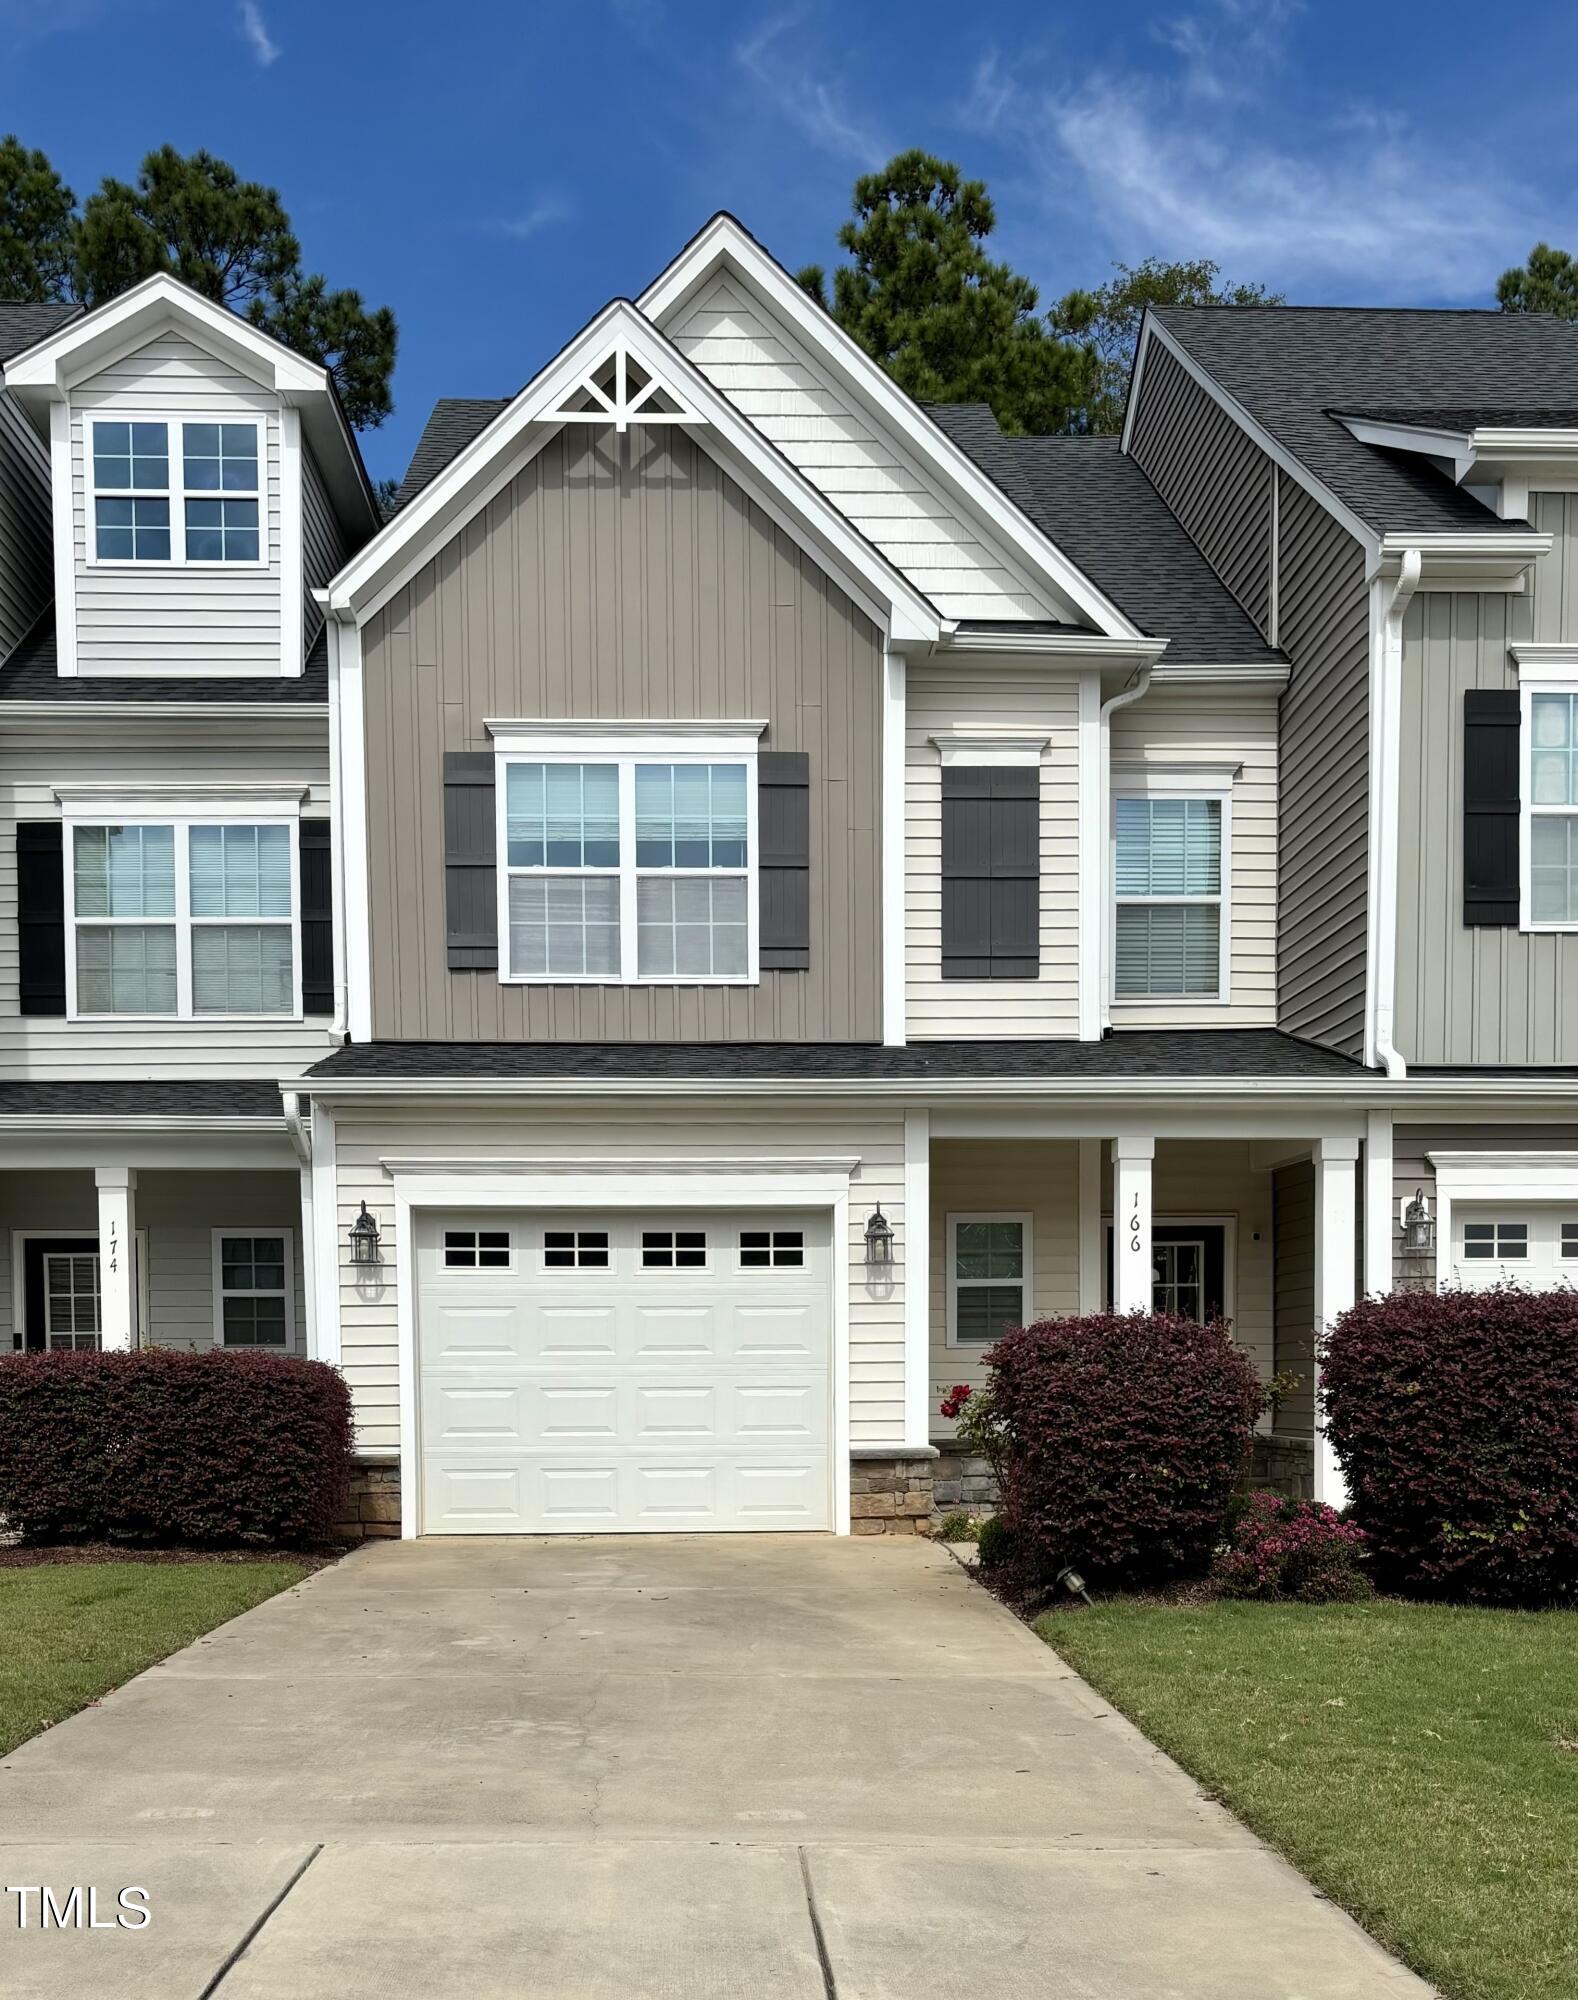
[1126, 339, 1275, 638]
[904, 663, 1080, 1038]
[1391, 1123, 1578, 1286]
[361, 423, 882, 1042]
[301, 442, 346, 663]
[0, 392, 51, 658]
[330, 1102, 907, 1455]
[69, 331, 283, 673]
[667, 273, 1053, 622]
[0, 723, 331, 1080]
[1108, 685, 1278, 1027]
[1396, 493, 1578, 1065]
[1275, 474, 1370, 1057]
[0, 1168, 306, 1354]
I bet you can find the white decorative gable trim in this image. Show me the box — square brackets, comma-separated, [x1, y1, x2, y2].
[541, 341, 705, 434]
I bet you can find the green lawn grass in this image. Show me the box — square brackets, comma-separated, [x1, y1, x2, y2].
[1036, 1597, 1578, 2000]
[0, 1560, 308, 1756]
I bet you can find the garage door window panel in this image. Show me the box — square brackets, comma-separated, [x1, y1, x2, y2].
[444, 1229, 512, 1270]
[543, 1229, 610, 1270]
[1462, 1220, 1527, 1260]
[642, 1230, 708, 1269]
[740, 1229, 804, 1269]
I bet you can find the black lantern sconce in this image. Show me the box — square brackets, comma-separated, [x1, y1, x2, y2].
[349, 1201, 382, 1267]
[864, 1204, 894, 1267]
[1400, 1188, 1435, 1265]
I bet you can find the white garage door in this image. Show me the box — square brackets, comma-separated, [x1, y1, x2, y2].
[417, 1210, 832, 1534]
[1449, 1204, 1578, 1289]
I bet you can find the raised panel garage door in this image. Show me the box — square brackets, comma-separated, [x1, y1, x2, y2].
[417, 1211, 832, 1533]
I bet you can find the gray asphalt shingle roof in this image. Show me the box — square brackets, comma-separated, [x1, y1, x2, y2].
[1151, 306, 1578, 537]
[0, 300, 80, 365]
[926, 405, 1283, 665]
[395, 397, 511, 506]
[0, 611, 328, 701]
[0, 1080, 284, 1118]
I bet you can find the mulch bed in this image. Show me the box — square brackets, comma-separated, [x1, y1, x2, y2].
[0, 1541, 342, 1571]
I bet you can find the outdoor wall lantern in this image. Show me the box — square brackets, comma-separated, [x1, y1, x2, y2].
[349, 1201, 382, 1267]
[864, 1204, 894, 1267]
[1400, 1189, 1435, 1264]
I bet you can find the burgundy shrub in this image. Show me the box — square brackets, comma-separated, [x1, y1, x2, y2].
[1322, 1286, 1578, 1606]
[0, 1348, 353, 1547]
[1213, 1491, 1371, 1602]
[986, 1313, 1262, 1588]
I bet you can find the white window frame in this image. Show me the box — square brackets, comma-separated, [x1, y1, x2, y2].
[1518, 664, 1578, 933]
[945, 1211, 1034, 1348]
[1109, 769, 1233, 1007]
[489, 725, 763, 986]
[42, 1247, 102, 1349]
[211, 1228, 296, 1349]
[86, 413, 267, 569]
[61, 796, 303, 1023]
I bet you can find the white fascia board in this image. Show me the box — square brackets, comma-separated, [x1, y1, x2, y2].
[1127, 320, 1380, 564]
[327, 297, 941, 644]
[1377, 531, 1550, 588]
[4, 274, 322, 398]
[1149, 663, 1290, 688]
[638, 215, 1144, 641]
[933, 630, 1167, 664]
[0, 704, 327, 730]
[1337, 414, 1476, 482]
[0, 1114, 286, 1133]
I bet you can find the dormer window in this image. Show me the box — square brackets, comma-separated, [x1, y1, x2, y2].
[91, 418, 263, 566]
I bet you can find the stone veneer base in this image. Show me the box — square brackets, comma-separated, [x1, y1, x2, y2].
[333, 1458, 402, 1543]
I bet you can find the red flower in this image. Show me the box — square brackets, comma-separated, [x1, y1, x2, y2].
[939, 1383, 973, 1420]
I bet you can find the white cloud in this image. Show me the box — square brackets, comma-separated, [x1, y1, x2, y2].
[487, 196, 573, 242]
[972, 2, 1547, 300]
[734, 10, 888, 165]
[237, 0, 279, 68]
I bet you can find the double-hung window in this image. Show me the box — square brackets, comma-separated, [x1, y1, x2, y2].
[946, 1214, 1032, 1346]
[214, 1232, 293, 1347]
[1527, 688, 1578, 928]
[67, 812, 298, 1018]
[495, 732, 758, 984]
[1112, 788, 1229, 1002]
[90, 418, 262, 565]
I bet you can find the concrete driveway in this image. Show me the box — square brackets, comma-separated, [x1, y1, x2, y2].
[0, 1536, 1429, 1999]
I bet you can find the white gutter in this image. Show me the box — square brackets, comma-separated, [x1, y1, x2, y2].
[282, 1091, 312, 1165]
[1369, 547, 1422, 1080]
[1096, 666, 1154, 1032]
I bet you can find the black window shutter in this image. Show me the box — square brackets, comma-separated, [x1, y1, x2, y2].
[758, 750, 810, 971]
[1463, 690, 1520, 927]
[299, 819, 334, 1016]
[17, 822, 65, 1016]
[444, 751, 498, 970]
[942, 766, 1039, 980]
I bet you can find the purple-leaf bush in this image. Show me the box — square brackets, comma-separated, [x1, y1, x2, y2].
[1322, 1285, 1578, 1606]
[1213, 1491, 1372, 1602]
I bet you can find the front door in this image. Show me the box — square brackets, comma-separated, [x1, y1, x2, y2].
[21, 1237, 101, 1351]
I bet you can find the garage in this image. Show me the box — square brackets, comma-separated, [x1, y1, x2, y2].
[416, 1209, 833, 1533]
[1447, 1203, 1578, 1289]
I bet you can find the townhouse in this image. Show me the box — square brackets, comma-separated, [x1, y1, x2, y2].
[2, 221, 1574, 1538]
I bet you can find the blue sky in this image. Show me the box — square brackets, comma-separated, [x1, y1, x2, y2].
[4, 0, 1576, 484]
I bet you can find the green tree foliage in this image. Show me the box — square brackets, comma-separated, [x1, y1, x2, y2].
[1497, 242, 1578, 321]
[0, 137, 77, 303]
[1052, 257, 1282, 434]
[797, 149, 1099, 435]
[0, 139, 395, 429]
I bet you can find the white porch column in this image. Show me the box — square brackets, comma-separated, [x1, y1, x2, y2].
[902, 1109, 930, 1447]
[1312, 1137, 1359, 1507]
[1363, 1108, 1394, 1300]
[1111, 1136, 1154, 1314]
[95, 1166, 137, 1351]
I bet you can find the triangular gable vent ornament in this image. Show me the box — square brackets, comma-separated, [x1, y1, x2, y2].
[542, 341, 706, 435]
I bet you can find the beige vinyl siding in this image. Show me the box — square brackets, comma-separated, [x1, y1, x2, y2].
[904, 663, 1080, 1038]
[0, 721, 330, 1079]
[0, 392, 51, 658]
[1275, 474, 1370, 1057]
[0, 1168, 305, 1354]
[362, 423, 882, 1042]
[667, 272, 1053, 622]
[929, 1137, 1275, 1438]
[70, 332, 283, 674]
[1127, 340, 1274, 637]
[331, 1102, 906, 1455]
[1391, 1123, 1578, 1287]
[1108, 684, 1278, 1026]
[1271, 1161, 1314, 1437]
[1397, 493, 1578, 1065]
[301, 443, 345, 662]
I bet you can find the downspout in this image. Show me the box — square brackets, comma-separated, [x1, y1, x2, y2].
[321, 601, 349, 1041]
[1097, 665, 1154, 1033]
[1372, 548, 1422, 1081]
[282, 1091, 318, 1359]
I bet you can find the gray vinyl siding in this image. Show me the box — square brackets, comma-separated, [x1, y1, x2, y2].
[1275, 474, 1370, 1057]
[0, 392, 51, 659]
[1396, 492, 1578, 1064]
[1272, 1161, 1314, 1437]
[301, 443, 345, 663]
[70, 332, 283, 674]
[1391, 1124, 1578, 1287]
[1126, 339, 1275, 638]
[362, 423, 883, 1043]
[0, 1168, 306, 1354]
[0, 722, 330, 1080]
